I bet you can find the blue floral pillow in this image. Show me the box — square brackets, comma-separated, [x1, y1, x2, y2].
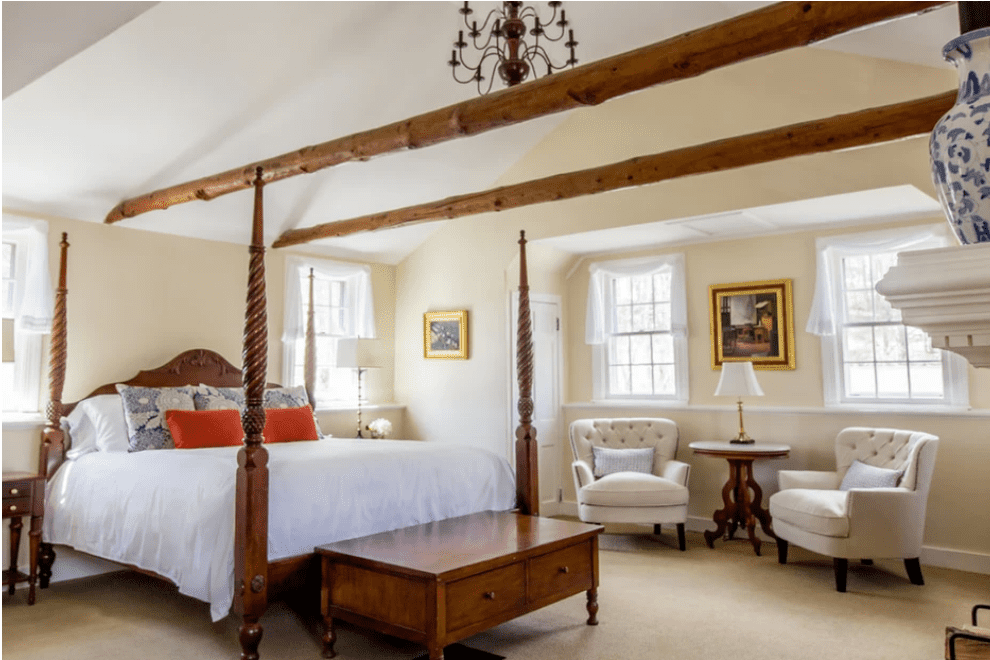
[193, 385, 245, 411]
[115, 385, 196, 451]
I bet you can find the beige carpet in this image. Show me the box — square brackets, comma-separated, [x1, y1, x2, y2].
[3, 529, 987, 660]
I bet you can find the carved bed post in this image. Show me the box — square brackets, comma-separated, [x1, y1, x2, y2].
[515, 230, 539, 516]
[236, 167, 270, 660]
[37, 232, 69, 588]
[305, 268, 317, 410]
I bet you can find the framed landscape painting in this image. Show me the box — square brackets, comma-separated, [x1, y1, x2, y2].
[709, 279, 795, 370]
[424, 310, 468, 359]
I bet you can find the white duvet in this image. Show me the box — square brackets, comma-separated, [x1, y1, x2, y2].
[44, 439, 516, 621]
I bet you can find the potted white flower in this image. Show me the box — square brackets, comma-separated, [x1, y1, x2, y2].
[366, 418, 392, 439]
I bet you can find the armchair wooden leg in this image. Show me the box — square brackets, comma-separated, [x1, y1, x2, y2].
[653, 524, 662, 536]
[904, 558, 924, 585]
[777, 538, 788, 564]
[833, 558, 848, 592]
[676, 523, 686, 551]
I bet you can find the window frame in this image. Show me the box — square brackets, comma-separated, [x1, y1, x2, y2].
[818, 227, 969, 409]
[589, 254, 689, 404]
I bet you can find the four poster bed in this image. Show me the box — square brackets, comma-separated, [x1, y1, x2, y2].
[35, 172, 552, 659]
[28, 3, 958, 659]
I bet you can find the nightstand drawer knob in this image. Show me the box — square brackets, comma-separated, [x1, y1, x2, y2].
[559, 566, 570, 574]
[10, 488, 18, 495]
[483, 591, 496, 600]
[8, 505, 17, 512]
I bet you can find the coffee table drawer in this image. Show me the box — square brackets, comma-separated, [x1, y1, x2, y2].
[528, 540, 593, 603]
[446, 562, 525, 632]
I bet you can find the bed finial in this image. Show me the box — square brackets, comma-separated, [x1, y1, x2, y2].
[515, 229, 539, 515]
[305, 267, 317, 411]
[236, 165, 270, 660]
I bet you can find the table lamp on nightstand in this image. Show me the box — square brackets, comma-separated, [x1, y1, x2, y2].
[336, 337, 383, 438]
[715, 361, 764, 444]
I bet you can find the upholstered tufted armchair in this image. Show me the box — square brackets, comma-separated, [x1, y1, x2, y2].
[569, 418, 690, 550]
[769, 427, 939, 592]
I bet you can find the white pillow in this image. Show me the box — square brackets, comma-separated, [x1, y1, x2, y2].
[592, 445, 655, 478]
[839, 459, 904, 490]
[79, 394, 131, 453]
[63, 404, 97, 460]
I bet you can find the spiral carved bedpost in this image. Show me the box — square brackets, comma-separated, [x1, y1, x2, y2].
[515, 231, 539, 516]
[305, 268, 317, 411]
[236, 167, 270, 660]
[37, 232, 70, 588]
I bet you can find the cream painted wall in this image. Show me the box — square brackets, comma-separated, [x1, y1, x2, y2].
[394, 47, 990, 567]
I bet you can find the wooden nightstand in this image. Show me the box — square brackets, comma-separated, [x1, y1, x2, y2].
[3, 471, 44, 604]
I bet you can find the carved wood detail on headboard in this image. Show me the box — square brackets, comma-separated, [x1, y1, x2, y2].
[61, 349, 269, 416]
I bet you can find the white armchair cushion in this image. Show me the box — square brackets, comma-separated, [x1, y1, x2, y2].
[769, 489, 850, 538]
[778, 470, 841, 491]
[592, 445, 654, 477]
[839, 460, 903, 490]
[578, 472, 689, 508]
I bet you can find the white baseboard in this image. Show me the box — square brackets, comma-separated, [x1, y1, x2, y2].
[558, 503, 990, 575]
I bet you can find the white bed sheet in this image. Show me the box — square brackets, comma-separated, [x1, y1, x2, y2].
[44, 439, 516, 621]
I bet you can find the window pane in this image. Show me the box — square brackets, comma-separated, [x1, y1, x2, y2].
[2, 243, 13, 278]
[654, 303, 671, 332]
[630, 365, 652, 394]
[2, 282, 14, 317]
[876, 363, 910, 398]
[314, 278, 330, 302]
[330, 281, 343, 306]
[632, 304, 653, 331]
[630, 335, 651, 364]
[843, 327, 875, 362]
[610, 336, 630, 365]
[873, 291, 900, 323]
[907, 327, 940, 361]
[614, 278, 632, 304]
[615, 305, 632, 333]
[652, 333, 674, 363]
[610, 366, 631, 395]
[631, 276, 652, 304]
[653, 365, 675, 396]
[842, 255, 871, 290]
[871, 253, 898, 282]
[845, 363, 876, 398]
[844, 291, 874, 323]
[874, 325, 907, 362]
[332, 308, 347, 336]
[315, 306, 331, 334]
[653, 272, 671, 302]
[910, 363, 944, 398]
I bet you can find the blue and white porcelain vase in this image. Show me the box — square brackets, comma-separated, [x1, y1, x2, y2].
[931, 27, 990, 245]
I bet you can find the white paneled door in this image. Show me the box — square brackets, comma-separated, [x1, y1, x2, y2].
[510, 293, 562, 516]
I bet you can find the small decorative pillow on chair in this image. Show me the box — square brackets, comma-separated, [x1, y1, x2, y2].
[592, 446, 654, 478]
[839, 459, 904, 490]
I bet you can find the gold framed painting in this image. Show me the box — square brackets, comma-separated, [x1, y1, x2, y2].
[709, 279, 795, 370]
[424, 310, 468, 359]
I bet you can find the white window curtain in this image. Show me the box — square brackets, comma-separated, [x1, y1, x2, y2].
[585, 253, 687, 345]
[2, 216, 54, 412]
[805, 225, 944, 337]
[281, 255, 375, 388]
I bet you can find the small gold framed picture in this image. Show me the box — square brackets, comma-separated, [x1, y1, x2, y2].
[709, 279, 795, 370]
[424, 310, 468, 360]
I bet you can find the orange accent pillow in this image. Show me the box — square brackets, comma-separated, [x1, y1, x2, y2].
[166, 409, 244, 449]
[263, 406, 320, 444]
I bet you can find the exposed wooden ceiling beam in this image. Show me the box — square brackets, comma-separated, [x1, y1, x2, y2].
[105, 1, 947, 225]
[272, 90, 955, 247]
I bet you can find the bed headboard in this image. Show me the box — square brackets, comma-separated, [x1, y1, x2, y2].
[61, 349, 251, 416]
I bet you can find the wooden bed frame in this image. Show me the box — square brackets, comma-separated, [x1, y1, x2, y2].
[35, 172, 541, 660]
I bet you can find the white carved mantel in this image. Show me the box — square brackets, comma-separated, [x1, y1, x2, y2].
[877, 242, 990, 368]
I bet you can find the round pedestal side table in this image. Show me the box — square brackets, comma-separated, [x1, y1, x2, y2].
[688, 441, 790, 556]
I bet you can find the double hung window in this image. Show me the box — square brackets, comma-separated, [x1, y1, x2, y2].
[809, 226, 967, 407]
[586, 254, 688, 402]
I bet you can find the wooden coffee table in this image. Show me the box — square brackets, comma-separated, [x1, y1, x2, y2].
[316, 511, 603, 660]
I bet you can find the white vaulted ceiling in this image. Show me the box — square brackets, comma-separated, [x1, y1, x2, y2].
[2, 2, 960, 263]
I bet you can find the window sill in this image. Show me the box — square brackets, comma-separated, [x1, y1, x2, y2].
[566, 401, 990, 418]
[2, 412, 46, 430]
[314, 402, 404, 414]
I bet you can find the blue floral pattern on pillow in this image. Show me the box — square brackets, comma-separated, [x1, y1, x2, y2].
[193, 385, 245, 411]
[115, 385, 196, 451]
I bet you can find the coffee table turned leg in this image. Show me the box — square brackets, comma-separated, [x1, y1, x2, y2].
[586, 587, 599, 625]
[321, 615, 336, 659]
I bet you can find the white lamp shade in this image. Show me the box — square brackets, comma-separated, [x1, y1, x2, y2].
[714, 361, 764, 397]
[2, 318, 14, 363]
[336, 338, 383, 369]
